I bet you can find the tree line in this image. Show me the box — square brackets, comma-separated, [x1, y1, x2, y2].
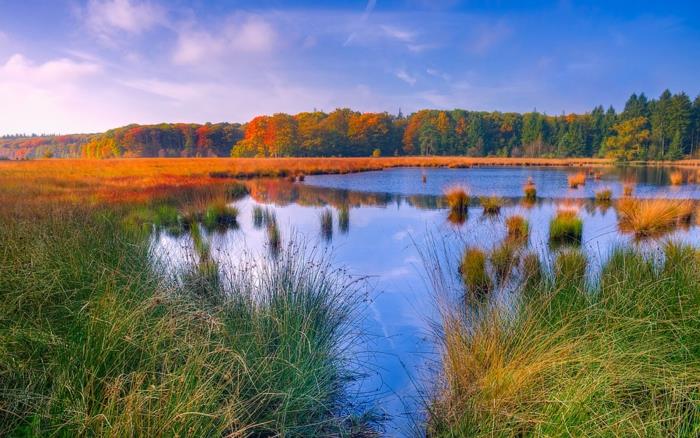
[1, 90, 698, 160]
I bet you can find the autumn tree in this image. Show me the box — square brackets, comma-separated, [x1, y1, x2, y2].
[603, 117, 650, 161]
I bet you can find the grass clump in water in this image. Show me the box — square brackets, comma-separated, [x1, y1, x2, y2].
[669, 171, 683, 185]
[202, 201, 239, 231]
[523, 177, 537, 201]
[505, 215, 529, 241]
[480, 196, 504, 215]
[338, 204, 350, 234]
[549, 209, 583, 245]
[594, 188, 612, 203]
[622, 183, 634, 197]
[459, 247, 491, 296]
[617, 198, 693, 238]
[445, 186, 469, 224]
[567, 172, 586, 188]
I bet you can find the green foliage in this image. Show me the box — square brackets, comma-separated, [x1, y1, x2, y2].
[202, 202, 239, 231]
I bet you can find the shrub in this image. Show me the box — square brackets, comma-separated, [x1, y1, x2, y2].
[459, 247, 491, 295]
[617, 198, 693, 238]
[505, 215, 529, 241]
[480, 196, 504, 215]
[549, 210, 583, 244]
[567, 172, 586, 188]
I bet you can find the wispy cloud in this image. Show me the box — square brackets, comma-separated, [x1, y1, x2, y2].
[396, 68, 417, 85]
[467, 19, 512, 54]
[84, 0, 166, 43]
[173, 15, 276, 65]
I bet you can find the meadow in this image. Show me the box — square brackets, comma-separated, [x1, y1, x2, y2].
[2, 157, 700, 436]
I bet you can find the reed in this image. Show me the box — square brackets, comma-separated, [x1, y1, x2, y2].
[338, 204, 350, 234]
[505, 215, 529, 241]
[459, 247, 491, 295]
[617, 198, 694, 237]
[549, 209, 583, 244]
[480, 196, 504, 215]
[202, 201, 239, 231]
[567, 172, 586, 188]
[252, 205, 265, 228]
[445, 186, 470, 215]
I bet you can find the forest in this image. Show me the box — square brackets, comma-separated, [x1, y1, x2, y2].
[2, 90, 699, 161]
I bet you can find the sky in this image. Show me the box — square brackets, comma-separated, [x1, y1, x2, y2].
[0, 0, 699, 135]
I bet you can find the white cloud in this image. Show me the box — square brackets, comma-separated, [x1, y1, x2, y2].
[381, 25, 415, 43]
[85, 0, 166, 41]
[396, 68, 417, 86]
[173, 15, 276, 65]
[0, 54, 101, 83]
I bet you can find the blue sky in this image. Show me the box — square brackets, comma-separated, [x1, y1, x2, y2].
[0, 0, 698, 134]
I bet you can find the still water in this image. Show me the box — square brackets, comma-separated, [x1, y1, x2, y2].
[151, 166, 700, 434]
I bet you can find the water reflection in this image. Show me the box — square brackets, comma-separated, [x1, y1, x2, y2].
[150, 168, 700, 434]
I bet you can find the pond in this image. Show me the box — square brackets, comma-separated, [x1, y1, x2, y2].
[150, 166, 700, 435]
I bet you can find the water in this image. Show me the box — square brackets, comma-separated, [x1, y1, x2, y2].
[151, 166, 700, 435]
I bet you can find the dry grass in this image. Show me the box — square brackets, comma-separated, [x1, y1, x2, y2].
[622, 183, 634, 197]
[567, 172, 587, 189]
[505, 215, 529, 241]
[445, 186, 470, 224]
[594, 188, 612, 203]
[617, 198, 694, 237]
[669, 171, 684, 185]
[479, 196, 504, 215]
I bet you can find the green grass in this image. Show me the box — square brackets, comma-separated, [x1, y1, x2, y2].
[202, 201, 239, 231]
[549, 210, 583, 245]
[429, 245, 700, 437]
[459, 247, 491, 296]
[0, 204, 373, 436]
[523, 178, 537, 201]
[338, 204, 350, 234]
[490, 240, 519, 282]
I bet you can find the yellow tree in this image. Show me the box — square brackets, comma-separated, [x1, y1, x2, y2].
[604, 116, 650, 161]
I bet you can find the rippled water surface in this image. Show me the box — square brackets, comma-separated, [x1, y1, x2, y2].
[151, 166, 700, 434]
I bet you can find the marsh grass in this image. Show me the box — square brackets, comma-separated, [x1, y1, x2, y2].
[227, 181, 249, 200]
[523, 178, 536, 201]
[202, 201, 239, 231]
[252, 205, 264, 228]
[0, 204, 373, 436]
[567, 172, 586, 188]
[623, 182, 634, 197]
[617, 198, 694, 238]
[670, 170, 684, 185]
[490, 241, 519, 282]
[428, 243, 700, 437]
[594, 188, 612, 203]
[445, 186, 469, 224]
[459, 247, 491, 296]
[480, 196, 504, 215]
[505, 215, 529, 241]
[549, 210, 583, 245]
[554, 248, 587, 284]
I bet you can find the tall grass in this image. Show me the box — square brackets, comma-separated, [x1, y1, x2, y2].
[338, 204, 350, 234]
[0, 205, 374, 436]
[428, 244, 700, 436]
[445, 186, 469, 224]
[320, 208, 333, 241]
[459, 247, 491, 296]
[617, 198, 694, 238]
[505, 215, 529, 241]
[594, 188, 612, 203]
[523, 177, 536, 201]
[490, 241, 519, 282]
[670, 170, 684, 185]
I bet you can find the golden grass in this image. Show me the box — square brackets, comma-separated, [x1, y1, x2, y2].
[505, 215, 529, 241]
[617, 198, 694, 237]
[479, 196, 504, 215]
[669, 171, 683, 185]
[567, 172, 587, 189]
[622, 183, 634, 197]
[0, 157, 614, 209]
[594, 188, 612, 203]
[445, 187, 470, 224]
